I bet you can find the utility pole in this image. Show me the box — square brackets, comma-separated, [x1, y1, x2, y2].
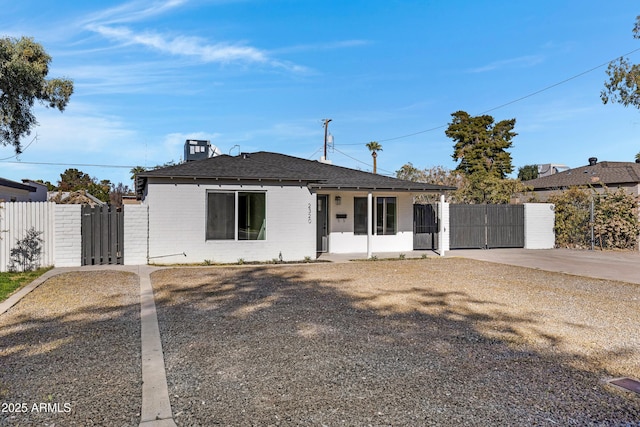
[323, 118, 332, 160]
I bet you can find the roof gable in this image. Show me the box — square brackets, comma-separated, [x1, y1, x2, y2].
[525, 161, 640, 189]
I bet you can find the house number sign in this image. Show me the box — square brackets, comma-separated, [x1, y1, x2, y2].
[308, 203, 312, 224]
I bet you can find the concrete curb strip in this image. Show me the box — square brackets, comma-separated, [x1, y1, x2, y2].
[0, 268, 70, 316]
[0, 265, 177, 427]
[138, 265, 177, 427]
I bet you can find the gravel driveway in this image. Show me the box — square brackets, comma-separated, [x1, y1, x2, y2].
[152, 258, 640, 426]
[0, 271, 141, 426]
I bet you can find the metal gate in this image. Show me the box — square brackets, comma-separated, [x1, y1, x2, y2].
[450, 204, 524, 249]
[81, 205, 124, 265]
[413, 203, 438, 250]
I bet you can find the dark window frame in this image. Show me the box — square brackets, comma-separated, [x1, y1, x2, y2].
[206, 191, 266, 241]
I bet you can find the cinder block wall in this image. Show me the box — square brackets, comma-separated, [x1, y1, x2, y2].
[124, 205, 148, 265]
[439, 201, 450, 253]
[524, 203, 555, 249]
[54, 204, 82, 267]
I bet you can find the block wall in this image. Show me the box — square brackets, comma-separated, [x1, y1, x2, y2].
[124, 204, 148, 265]
[524, 203, 555, 249]
[54, 204, 82, 267]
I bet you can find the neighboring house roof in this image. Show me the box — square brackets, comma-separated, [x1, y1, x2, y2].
[524, 161, 640, 190]
[0, 177, 37, 193]
[47, 190, 106, 207]
[138, 151, 456, 197]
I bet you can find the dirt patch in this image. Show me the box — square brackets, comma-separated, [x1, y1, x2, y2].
[152, 258, 640, 426]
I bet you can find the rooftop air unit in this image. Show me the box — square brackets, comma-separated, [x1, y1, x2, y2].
[184, 139, 221, 162]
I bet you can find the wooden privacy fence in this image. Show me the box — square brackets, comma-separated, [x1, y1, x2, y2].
[449, 204, 524, 249]
[0, 202, 56, 272]
[81, 205, 124, 265]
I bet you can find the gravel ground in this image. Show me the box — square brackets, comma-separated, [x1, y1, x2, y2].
[0, 271, 141, 427]
[152, 258, 640, 426]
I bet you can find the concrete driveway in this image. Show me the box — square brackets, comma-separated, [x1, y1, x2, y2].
[447, 248, 640, 285]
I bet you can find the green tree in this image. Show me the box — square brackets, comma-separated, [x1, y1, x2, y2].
[57, 168, 92, 191]
[517, 164, 539, 181]
[396, 163, 460, 202]
[87, 179, 112, 203]
[601, 16, 640, 108]
[0, 37, 73, 153]
[446, 110, 516, 179]
[56, 168, 111, 203]
[454, 171, 529, 204]
[130, 166, 147, 181]
[365, 141, 382, 174]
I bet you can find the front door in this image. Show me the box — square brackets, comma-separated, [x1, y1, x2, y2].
[316, 195, 329, 252]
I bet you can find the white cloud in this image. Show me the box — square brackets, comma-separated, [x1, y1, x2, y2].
[272, 40, 371, 55]
[468, 55, 545, 73]
[90, 25, 269, 64]
[81, 0, 188, 26]
[81, 1, 307, 72]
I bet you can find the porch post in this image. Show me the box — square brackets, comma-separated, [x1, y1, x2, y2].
[438, 194, 446, 257]
[367, 192, 373, 258]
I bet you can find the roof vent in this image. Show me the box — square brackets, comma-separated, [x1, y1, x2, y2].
[588, 157, 597, 166]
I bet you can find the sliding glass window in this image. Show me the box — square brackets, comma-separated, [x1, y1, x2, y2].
[207, 192, 266, 240]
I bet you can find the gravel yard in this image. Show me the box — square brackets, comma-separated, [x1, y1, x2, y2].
[0, 271, 141, 426]
[152, 258, 640, 426]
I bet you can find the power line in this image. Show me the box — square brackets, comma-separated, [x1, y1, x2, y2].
[0, 160, 136, 169]
[335, 46, 640, 147]
[0, 134, 39, 160]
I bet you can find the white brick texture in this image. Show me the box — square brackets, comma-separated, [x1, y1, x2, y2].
[54, 204, 82, 267]
[124, 205, 148, 265]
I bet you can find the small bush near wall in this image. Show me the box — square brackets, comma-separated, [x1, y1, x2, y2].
[7, 228, 44, 272]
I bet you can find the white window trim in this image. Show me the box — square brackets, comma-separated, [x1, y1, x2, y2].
[206, 190, 267, 241]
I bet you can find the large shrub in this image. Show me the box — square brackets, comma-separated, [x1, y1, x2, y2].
[593, 188, 640, 250]
[549, 186, 639, 250]
[548, 187, 592, 248]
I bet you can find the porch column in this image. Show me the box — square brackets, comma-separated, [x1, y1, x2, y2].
[367, 192, 373, 258]
[438, 194, 446, 257]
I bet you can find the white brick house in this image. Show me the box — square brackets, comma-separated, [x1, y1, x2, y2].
[136, 152, 453, 264]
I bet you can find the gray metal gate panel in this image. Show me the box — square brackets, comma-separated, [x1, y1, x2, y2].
[81, 206, 124, 265]
[450, 204, 525, 249]
[487, 204, 524, 248]
[450, 205, 486, 249]
[413, 204, 438, 250]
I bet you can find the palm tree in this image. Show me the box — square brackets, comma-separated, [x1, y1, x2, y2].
[636, 151, 640, 163]
[366, 141, 383, 174]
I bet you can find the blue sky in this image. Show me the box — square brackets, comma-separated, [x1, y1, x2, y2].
[1, 0, 640, 188]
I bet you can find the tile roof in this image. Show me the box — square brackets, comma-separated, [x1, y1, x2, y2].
[139, 151, 455, 193]
[524, 161, 640, 189]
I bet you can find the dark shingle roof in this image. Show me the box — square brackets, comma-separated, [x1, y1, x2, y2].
[524, 161, 640, 189]
[0, 177, 36, 192]
[139, 152, 455, 193]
